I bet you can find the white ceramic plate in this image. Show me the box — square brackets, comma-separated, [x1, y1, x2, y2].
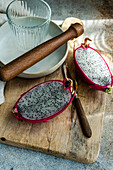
[0, 21, 68, 78]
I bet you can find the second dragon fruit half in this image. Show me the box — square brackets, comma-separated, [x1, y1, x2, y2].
[74, 38, 113, 93]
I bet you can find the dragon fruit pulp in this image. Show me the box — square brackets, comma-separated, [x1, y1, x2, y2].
[74, 38, 113, 93]
[13, 80, 73, 123]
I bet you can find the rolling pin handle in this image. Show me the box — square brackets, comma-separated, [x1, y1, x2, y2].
[71, 23, 84, 37]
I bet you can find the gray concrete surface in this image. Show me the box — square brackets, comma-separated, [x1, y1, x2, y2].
[0, 0, 113, 169]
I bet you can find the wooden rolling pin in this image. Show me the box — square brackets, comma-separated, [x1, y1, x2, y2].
[0, 23, 84, 81]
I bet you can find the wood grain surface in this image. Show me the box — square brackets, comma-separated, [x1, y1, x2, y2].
[0, 18, 111, 163]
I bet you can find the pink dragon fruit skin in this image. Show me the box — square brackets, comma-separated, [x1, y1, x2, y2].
[13, 80, 74, 123]
[74, 39, 113, 93]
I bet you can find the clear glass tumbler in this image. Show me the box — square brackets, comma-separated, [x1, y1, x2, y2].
[6, 0, 51, 51]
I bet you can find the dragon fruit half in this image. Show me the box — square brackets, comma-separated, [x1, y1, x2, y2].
[74, 38, 113, 93]
[13, 80, 74, 123]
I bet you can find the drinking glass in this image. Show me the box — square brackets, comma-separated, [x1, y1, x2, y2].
[6, 0, 51, 51]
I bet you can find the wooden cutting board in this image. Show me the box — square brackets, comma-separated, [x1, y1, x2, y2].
[0, 18, 111, 163]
